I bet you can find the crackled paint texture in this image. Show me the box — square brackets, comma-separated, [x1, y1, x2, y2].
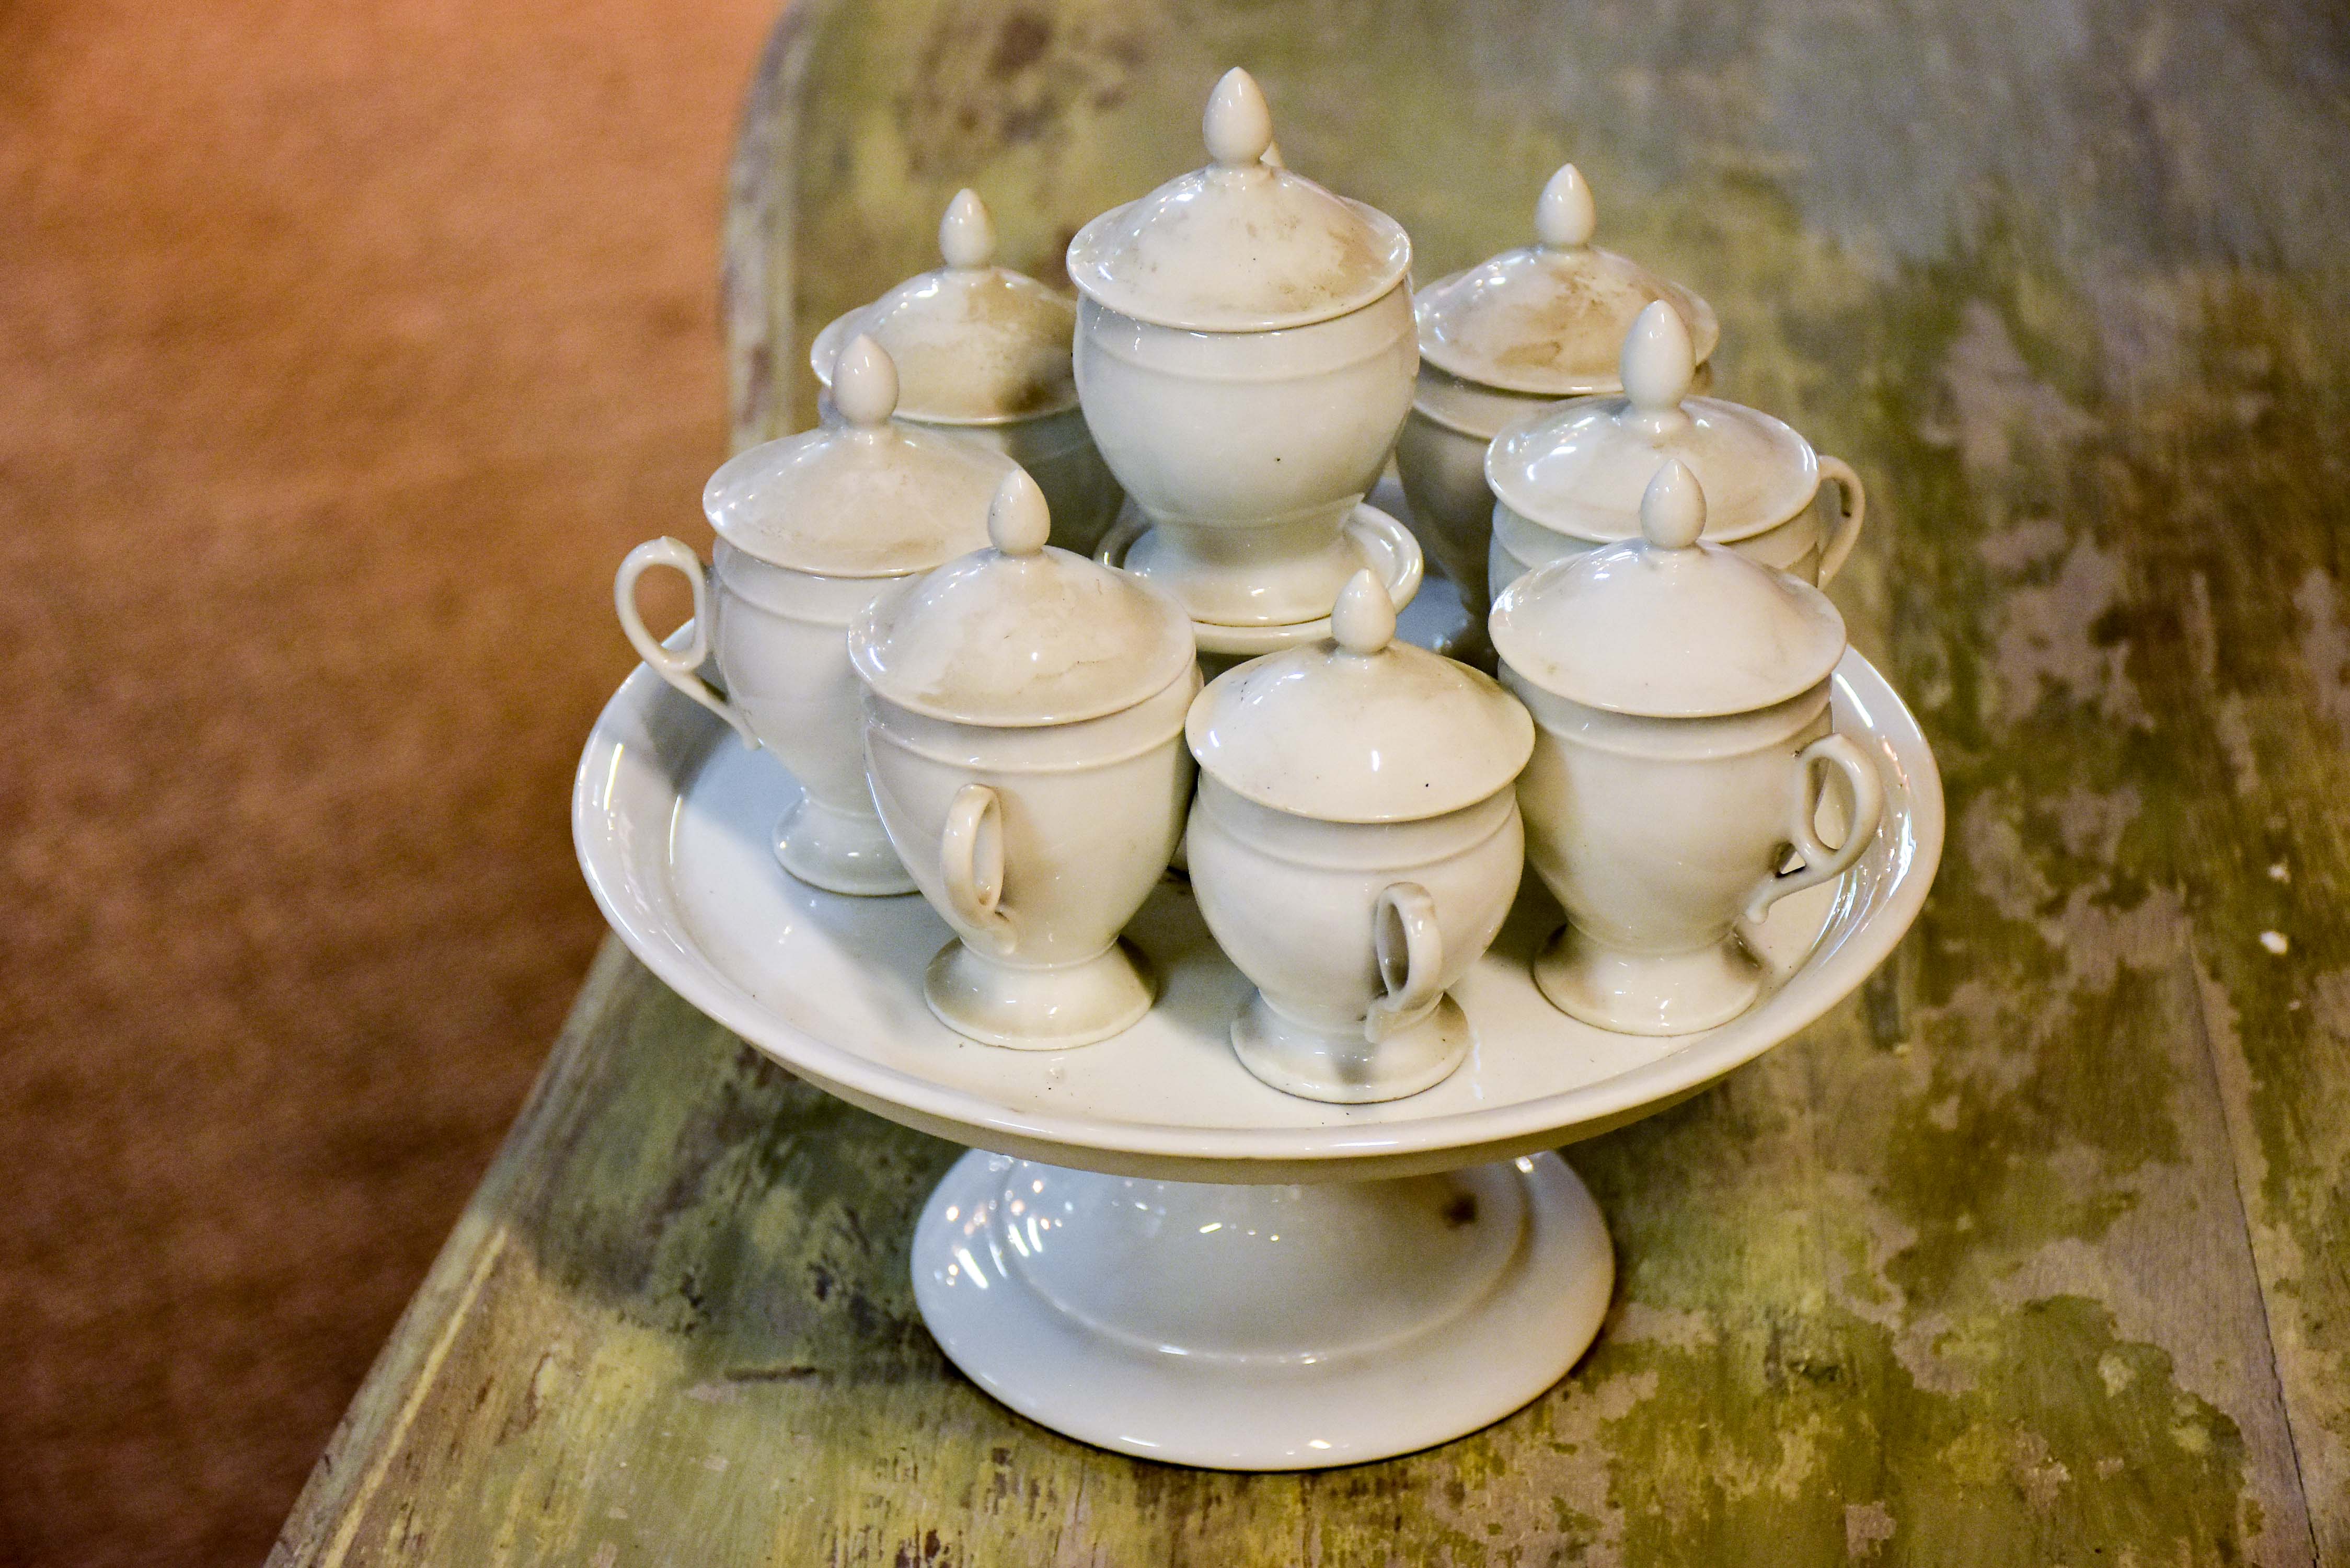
[280, 0, 2347, 1562]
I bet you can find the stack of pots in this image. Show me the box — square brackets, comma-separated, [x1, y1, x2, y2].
[609, 67, 1895, 1106]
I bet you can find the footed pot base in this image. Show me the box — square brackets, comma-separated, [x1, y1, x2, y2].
[925, 938, 1155, 1050]
[1533, 925, 1764, 1036]
[1122, 514, 1366, 629]
[774, 796, 917, 897]
[912, 1150, 1614, 1469]
[1232, 990, 1472, 1104]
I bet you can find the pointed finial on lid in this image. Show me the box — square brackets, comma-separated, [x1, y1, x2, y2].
[1620, 299, 1695, 416]
[1330, 569, 1397, 655]
[1535, 164, 1596, 248]
[1260, 139, 1285, 168]
[1640, 458, 1707, 549]
[833, 333, 900, 428]
[987, 468, 1051, 557]
[938, 189, 995, 270]
[1204, 68, 1275, 167]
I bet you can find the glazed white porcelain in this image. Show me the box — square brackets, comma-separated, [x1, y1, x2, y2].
[1485, 301, 1864, 601]
[574, 626, 1937, 1463]
[577, 633, 1937, 1175]
[1397, 167, 1717, 660]
[615, 336, 1012, 895]
[1493, 460, 1887, 1034]
[811, 190, 1123, 556]
[1188, 780, 1524, 1100]
[1413, 166, 1719, 398]
[1507, 679, 1884, 1033]
[862, 682, 1194, 1047]
[1096, 498, 1423, 670]
[851, 471, 1199, 1049]
[1184, 574, 1534, 1102]
[912, 1149, 1612, 1468]
[1067, 70, 1418, 628]
[617, 541, 918, 894]
[1076, 287, 1418, 626]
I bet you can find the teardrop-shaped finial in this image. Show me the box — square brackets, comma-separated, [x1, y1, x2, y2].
[833, 333, 900, 428]
[1330, 569, 1397, 655]
[1204, 68, 1274, 166]
[1620, 300, 1695, 415]
[1535, 164, 1595, 248]
[1641, 458, 1707, 550]
[987, 468, 1051, 557]
[939, 188, 995, 270]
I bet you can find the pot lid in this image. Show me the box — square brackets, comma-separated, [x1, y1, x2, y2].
[1490, 458, 1846, 719]
[1415, 165, 1720, 396]
[704, 335, 1016, 578]
[810, 190, 1080, 423]
[849, 468, 1197, 727]
[1186, 571, 1534, 822]
[1485, 299, 1818, 544]
[1064, 68, 1412, 333]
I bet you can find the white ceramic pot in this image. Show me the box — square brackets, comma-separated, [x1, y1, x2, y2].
[1487, 454, 1861, 596]
[809, 190, 1123, 557]
[617, 540, 917, 895]
[1075, 286, 1418, 626]
[614, 335, 1012, 896]
[1484, 301, 1864, 604]
[1184, 572, 1534, 1101]
[1492, 458, 1886, 1034]
[1187, 777, 1523, 1100]
[1065, 69, 1416, 630]
[851, 469, 1201, 1048]
[864, 675, 1196, 1048]
[1504, 677, 1882, 1033]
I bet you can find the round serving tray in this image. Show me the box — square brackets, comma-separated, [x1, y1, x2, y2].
[573, 644, 1941, 1186]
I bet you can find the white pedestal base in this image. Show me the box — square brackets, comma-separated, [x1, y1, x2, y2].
[911, 1150, 1613, 1470]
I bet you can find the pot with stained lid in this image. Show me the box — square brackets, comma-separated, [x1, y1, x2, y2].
[1393, 165, 1718, 665]
[1184, 571, 1535, 1103]
[1485, 299, 1865, 602]
[811, 189, 1123, 556]
[850, 470, 1199, 1050]
[1491, 458, 1887, 1036]
[614, 335, 1016, 896]
[1068, 68, 1421, 631]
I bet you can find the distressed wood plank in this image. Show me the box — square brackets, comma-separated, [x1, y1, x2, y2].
[279, 0, 2349, 1560]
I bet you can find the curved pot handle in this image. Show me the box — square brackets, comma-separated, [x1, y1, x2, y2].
[1814, 456, 1867, 586]
[1744, 733, 1887, 925]
[941, 783, 1018, 953]
[1366, 882, 1444, 1042]
[615, 538, 758, 748]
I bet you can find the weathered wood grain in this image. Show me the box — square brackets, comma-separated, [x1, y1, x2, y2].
[276, 0, 2350, 1560]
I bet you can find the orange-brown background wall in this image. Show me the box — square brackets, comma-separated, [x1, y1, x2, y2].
[0, 2, 775, 1561]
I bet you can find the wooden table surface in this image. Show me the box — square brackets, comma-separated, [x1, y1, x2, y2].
[274, 0, 2349, 1561]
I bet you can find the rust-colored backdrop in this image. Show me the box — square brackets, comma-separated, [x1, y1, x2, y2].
[0, 2, 775, 1561]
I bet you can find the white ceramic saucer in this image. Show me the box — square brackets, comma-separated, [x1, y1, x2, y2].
[574, 648, 1940, 1468]
[1094, 501, 1424, 657]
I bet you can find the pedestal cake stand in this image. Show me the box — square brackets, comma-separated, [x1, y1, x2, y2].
[573, 608, 1941, 1471]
